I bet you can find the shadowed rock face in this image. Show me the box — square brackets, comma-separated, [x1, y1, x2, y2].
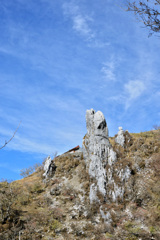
[43, 156, 52, 178]
[43, 156, 56, 179]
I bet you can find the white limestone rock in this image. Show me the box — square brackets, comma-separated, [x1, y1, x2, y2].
[43, 156, 56, 179]
[43, 156, 52, 178]
[83, 109, 110, 162]
[82, 109, 116, 202]
[89, 183, 98, 204]
[115, 126, 125, 147]
[83, 109, 131, 206]
[108, 148, 117, 166]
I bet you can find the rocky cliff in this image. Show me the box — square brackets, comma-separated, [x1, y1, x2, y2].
[82, 109, 130, 206]
[0, 109, 160, 240]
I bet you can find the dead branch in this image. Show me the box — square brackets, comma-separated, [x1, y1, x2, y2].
[126, 0, 160, 36]
[0, 121, 21, 150]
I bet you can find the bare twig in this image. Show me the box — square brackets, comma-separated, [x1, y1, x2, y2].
[126, 0, 160, 36]
[0, 121, 21, 150]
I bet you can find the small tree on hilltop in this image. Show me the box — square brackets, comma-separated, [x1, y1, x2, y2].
[153, 124, 160, 130]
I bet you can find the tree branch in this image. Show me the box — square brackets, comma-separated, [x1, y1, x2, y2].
[0, 121, 21, 150]
[126, 0, 160, 36]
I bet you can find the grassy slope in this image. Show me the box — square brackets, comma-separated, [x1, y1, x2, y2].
[0, 130, 160, 240]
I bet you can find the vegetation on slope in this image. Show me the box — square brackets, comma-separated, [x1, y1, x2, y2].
[0, 129, 160, 240]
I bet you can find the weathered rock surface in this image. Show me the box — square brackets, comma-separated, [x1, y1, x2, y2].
[115, 127, 133, 148]
[43, 156, 57, 179]
[82, 109, 117, 203]
[82, 109, 132, 206]
[115, 126, 125, 147]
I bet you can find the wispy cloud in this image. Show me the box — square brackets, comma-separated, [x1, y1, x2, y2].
[108, 77, 148, 110]
[124, 80, 146, 100]
[73, 15, 94, 38]
[124, 80, 146, 109]
[63, 1, 94, 40]
[0, 73, 86, 155]
[9, 135, 54, 155]
[101, 59, 116, 82]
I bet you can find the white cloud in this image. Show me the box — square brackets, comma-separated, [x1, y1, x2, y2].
[73, 15, 94, 38]
[108, 79, 147, 110]
[0, 76, 86, 155]
[101, 60, 116, 81]
[63, 2, 94, 40]
[9, 135, 54, 155]
[62, 2, 110, 48]
[122, 80, 146, 110]
[124, 80, 146, 100]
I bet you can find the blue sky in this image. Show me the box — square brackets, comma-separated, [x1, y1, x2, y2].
[0, 0, 160, 180]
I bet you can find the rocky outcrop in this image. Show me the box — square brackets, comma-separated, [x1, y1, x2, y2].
[82, 109, 132, 206]
[1, 109, 160, 240]
[115, 127, 133, 147]
[83, 109, 110, 160]
[43, 156, 57, 179]
[82, 109, 117, 203]
[115, 127, 125, 147]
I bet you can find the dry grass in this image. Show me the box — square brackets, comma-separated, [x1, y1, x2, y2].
[1, 129, 160, 240]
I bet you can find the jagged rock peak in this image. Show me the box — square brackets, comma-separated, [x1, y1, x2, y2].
[86, 108, 109, 137]
[83, 109, 111, 165]
[83, 109, 117, 203]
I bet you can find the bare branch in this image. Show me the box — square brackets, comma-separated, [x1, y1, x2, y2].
[0, 121, 21, 150]
[126, 0, 160, 36]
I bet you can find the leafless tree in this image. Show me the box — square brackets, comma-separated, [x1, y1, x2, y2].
[126, 0, 160, 36]
[153, 124, 160, 130]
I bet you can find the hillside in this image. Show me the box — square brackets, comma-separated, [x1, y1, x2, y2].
[0, 109, 160, 240]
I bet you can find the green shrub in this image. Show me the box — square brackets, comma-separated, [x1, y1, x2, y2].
[49, 219, 62, 232]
